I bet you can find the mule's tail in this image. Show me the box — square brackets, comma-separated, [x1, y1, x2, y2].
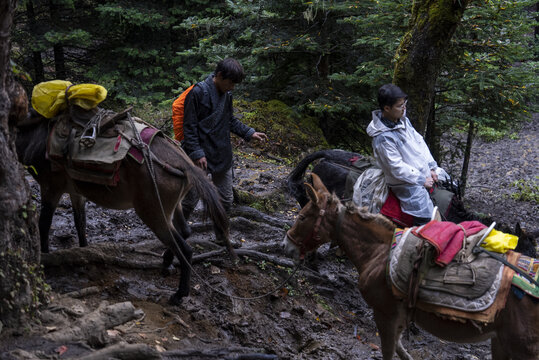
[287, 150, 333, 201]
[185, 165, 230, 240]
[287, 149, 360, 206]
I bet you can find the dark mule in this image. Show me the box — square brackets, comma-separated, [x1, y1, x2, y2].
[16, 111, 234, 305]
[287, 149, 536, 257]
[287, 149, 358, 208]
[283, 174, 539, 360]
[288, 149, 460, 213]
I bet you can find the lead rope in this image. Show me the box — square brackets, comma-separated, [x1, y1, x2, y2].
[127, 113, 303, 300]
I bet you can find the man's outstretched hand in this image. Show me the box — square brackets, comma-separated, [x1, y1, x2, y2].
[251, 132, 268, 142]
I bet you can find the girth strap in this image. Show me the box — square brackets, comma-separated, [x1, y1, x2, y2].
[474, 247, 539, 287]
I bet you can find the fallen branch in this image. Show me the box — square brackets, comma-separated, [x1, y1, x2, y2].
[230, 206, 293, 229]
[234, 249, 295, 268]
[162, 347, 277, 359]
[61, 286, 101, 299]
[41, 244, 159, 269]
[74, 342, 160, 360]
[41, 243, 296, 271]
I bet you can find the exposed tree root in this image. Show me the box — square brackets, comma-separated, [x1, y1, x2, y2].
[41, 244, 296, 269]
[44, 301, 143, 344]
[76, 342, 160, 360]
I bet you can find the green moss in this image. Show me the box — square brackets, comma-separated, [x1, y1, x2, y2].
[0, 250, 50, 324]
[236, 189, 289, 214]
[233, 99, 328, 160]
[511, 177, 539, 203]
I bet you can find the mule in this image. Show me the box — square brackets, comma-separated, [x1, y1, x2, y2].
[16, 110, 235, 305]
[282, 174, 539, 360]
[287, 149, 537, 257]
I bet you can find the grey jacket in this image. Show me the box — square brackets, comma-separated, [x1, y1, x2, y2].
[367, 110, 437, 218]
[183, 75, 255, 173]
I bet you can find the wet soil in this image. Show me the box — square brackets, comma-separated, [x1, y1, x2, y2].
[0, 116, 537, 360]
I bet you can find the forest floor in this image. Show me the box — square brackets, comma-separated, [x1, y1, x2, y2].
[0, 115, 537, 360]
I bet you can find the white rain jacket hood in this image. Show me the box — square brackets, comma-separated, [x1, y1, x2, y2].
[367, 110, 437, 218]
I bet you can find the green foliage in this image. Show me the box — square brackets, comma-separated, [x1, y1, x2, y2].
[510, 177, 539, 203]
[476, 126, 510, 142]
[11, 0, 536, 158]
[437, 0, 538, 136]
[233, 99, 328, 159]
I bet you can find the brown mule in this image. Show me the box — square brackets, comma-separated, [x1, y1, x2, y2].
[16, 111, 235, 305]
[282, 174, 538, 360]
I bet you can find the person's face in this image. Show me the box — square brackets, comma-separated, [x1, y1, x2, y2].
[383, 98, 407, 122]
[213, 72, 236, 94]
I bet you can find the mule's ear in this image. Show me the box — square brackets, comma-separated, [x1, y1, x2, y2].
[305, 182, 319, 204]
[515, 222, 522, 237]
[311, 173, 329, 193]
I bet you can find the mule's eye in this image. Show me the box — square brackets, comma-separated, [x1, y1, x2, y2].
[298, 214, 306, 220]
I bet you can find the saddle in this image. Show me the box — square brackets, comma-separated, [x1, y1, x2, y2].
[47, 105, 159, 185]
[389, 224, 520, 323]
[346, 158, 456, 227]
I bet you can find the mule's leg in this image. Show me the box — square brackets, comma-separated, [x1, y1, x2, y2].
[138, 206, 193, 305]
[166, 227, 193, 305]
[373, 310, 411, 360]
[162, 206, 192, 277]
[69, 193, 87, 247]
[172, 205, 191, 239]
[491, 337, 510, 360]
[38, 189, 63, 253]
[396, 335, 413, 360]
[492, 294, 539, 360]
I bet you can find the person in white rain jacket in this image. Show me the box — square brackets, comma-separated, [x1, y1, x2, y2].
[366, 84, 439, 225]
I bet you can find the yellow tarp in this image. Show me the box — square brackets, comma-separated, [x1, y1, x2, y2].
[32, 80, 107, 118]
[481, 229, 518, 253]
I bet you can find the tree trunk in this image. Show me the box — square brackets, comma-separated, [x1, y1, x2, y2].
[459, 119, 475, 197]
[425, 93, 440, 162]
[393, 0, 470, 134]
[0, 0, 41, 329]
[26, 0, 44, 83]
[48, 0, 66, 79]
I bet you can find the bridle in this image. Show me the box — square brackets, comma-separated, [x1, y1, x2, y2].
[286, 195, 330, 259]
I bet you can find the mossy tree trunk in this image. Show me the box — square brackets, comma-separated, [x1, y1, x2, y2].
[393, 0, 470, 138]
[0, 0, 42, 330]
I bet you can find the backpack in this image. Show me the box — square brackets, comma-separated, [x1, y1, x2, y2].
[172, 84, 196, 141]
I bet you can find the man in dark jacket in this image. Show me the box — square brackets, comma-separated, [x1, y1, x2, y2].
[182, 58, 267, 236]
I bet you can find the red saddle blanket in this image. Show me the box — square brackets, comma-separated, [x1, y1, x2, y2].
[379, 190, 414, 227]
[414, 220, 487, 266]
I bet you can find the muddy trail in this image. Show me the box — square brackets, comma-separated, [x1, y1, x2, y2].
[1, 117, 537, 360]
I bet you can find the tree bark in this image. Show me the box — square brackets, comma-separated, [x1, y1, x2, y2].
[424, 93, 440, 161]
[0, 0, 40, 328]
[393, 0, 470, 134]
[459, 119, 475, 197]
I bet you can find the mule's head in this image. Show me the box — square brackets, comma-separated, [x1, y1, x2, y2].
[282, 173, 338, 259]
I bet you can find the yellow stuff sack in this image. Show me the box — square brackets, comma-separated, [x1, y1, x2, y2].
[32, 80, 107, 118]
[481, 228, 518, 253]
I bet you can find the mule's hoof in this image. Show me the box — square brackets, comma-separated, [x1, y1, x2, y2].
[161, 267, 172, 277]
[168, 293, 185, 306]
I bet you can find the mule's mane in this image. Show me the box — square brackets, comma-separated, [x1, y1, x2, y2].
[343, 200, 396, 231]
[323, 192, 395, 231]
